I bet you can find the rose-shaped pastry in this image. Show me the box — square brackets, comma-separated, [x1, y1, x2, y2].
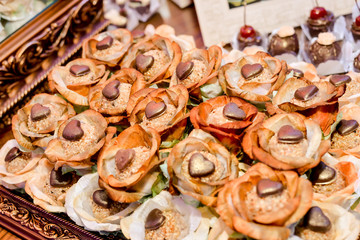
[82, 28, 132, 67]
[98, 125, 161, 202]
[242, 113, 329, 173]
[48, 59, 106, 106]
[307, 153, 358, 207]
[65, 172, 139, 232]
[329, 103, 360, 158]
[25, 158, 79, 212]
[89, 68, 147, 123]
[127, 85, 189, 141]
[333, 72, 360, 107]
[121, 35, 181, 84]
[294, 202, 360, 240]
[121, 191, 207, 240]
[45, 110, 108, 169]
[271, 77, 345, 135]
[169, 45, 222, 96]
[190, 95, 264, 152]
[218, 51, 287, 102]
[167, 129, 238, 206]
[0, 139, 43, 189]
[12, 93, 75, 150]
[217, 163, 313, 240]
[288, 61, 320, 82]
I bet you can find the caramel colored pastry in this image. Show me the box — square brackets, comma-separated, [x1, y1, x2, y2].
[271, 76, 345, 135]
[190, 95, 263, 152]
[242, 113, 329, 174]
[65, 172, 137, 232]
[295, 202, 360, 240]
[218, 51, 287, 102]
[121, 191, 205, 240]
[309, 32, 341, 66]
[169, 45, 222, 97]
[121, 35, 182, 85]
[330, 103, 360, 158]
[268, 26, 299, 56]
[217, 163, 313, 240]
[307, 6, 335, 38]
[167, 129, 238, 206]
[12, 94, 76, 150]
[48, 59, 106, 106]
[0, 139, 43, 189]
[25, 158, 79, 212]
[126, 85, 189, 141]
[44, 110, 108, 169]
[89, 68, 147, 124]
[82, 29, 132, 67]
[98, 125, 161, 203]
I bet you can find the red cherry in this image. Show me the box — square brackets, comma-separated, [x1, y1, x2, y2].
[356, 16, 360, 27]
[240, 25, 256, 38]
[310, 7, 327, 20]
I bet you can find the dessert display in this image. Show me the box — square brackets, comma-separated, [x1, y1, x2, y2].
[308, 32, 341, 66]
[268, 26, 299, 56]
[306, 3, 335, 38]
[2, 5, 360, 238]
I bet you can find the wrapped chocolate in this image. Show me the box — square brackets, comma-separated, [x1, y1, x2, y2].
[242, 113, 329, 174]
[82, 29, 132, 67]
[190, 95, 264, 152]
[167, 129, 238, 206]
[25, 158, 79, 212]
[48, 59, 106, 106]
[217, 163, 313, 240]
[89, 68, 147, 123]
[121, 35, 182, 85]
[65, 172, 138, 232]
[97, 125, 161, 203]
[45, 110, 108, 169]
[218, 51, 287, 102]
[236, 24, 263, 50]
[294, 202, 360, 240]
[0, 139, 43, 189]
[12, 94, 75, 150]
[127, 85, 189, 141]
[126, 0, 160, 22]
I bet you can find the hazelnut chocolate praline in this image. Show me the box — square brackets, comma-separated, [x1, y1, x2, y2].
[309, 40, 341, 66]
[268, 32, 299, 56]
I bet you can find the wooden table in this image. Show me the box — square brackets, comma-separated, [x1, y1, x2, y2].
[0, 1, 202, 239]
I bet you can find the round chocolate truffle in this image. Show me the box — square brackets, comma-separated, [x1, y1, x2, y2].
[309, 32, 340, 65]
[268, 26, 299, 56]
